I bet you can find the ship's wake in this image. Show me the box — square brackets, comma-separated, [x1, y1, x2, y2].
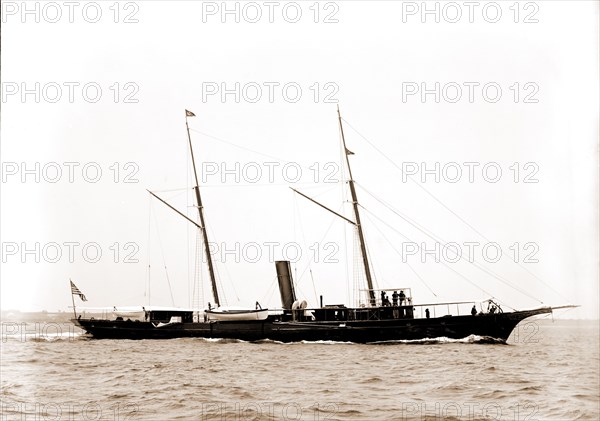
[189, 335, 507, 345]
[368, 335, 507, 345]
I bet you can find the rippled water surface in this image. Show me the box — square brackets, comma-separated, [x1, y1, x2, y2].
[1, 319, 598, 420]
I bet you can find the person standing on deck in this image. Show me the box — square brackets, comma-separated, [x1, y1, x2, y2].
[392, 291, 399, 306]
[399, 290, 406, 306]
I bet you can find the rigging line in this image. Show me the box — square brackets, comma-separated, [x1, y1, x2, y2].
[310, 184, 343, 197]
[205, 221, 236, 305]
[358, 190, 571, 305]
[146, 196, 153, 306]
[292, 194, 319, 303]
[150, 205, 176, 307]
[187, 231, 190, 308]
[363, 211, 438, 297]
[356, 184, 543, 304]
[191, 232, 196, 310]
[149, 189, 190, 204]
[361, 206, 516, 310]
[291, 189, 344, 295]
[356, 182, 447, 250]
[301, 202, 347, 279]
[191, 230, 202, 310]
[190, 128, 292, 163]
[339, 115, 378, 295]
[294, 193, 319, 305]
[342, 117, 492, 238]
[342, 118, 572, 304]
[291, 198, 311, 303]
[186, 188, 227, 306]
[359, 223, 378, 289]
[308, 269, 318, 308]
[341, 185, 351, 305]
[293, 194, 299, 295]
[151, 187, 194, 193]
[195, 182, 344, 189]
[338, 137, 353, 306]
[197, 233, 206, 310]
[363, 198, 531, 308]
[293, 281, 309, 304]
[187, 131, 191, 308]
[292, 183, 344, 190]
[190, 128, 347, 177]
[260, 276, 279, 307]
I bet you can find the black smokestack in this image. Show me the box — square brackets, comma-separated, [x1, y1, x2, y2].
[275, 260, 296, 309]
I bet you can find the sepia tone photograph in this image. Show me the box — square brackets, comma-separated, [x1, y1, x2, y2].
[1, 1, 599, 420]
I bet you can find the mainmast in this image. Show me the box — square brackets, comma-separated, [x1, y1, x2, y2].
[185, 110, 220, 307]
[337, 106, 376, 306]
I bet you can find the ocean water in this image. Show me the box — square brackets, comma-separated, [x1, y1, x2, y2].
[1, 319, 598, 421]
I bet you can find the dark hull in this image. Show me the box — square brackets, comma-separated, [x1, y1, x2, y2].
[72, 308, 551, 343]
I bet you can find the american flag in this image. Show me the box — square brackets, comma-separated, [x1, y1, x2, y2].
[70, 280, 87, 302]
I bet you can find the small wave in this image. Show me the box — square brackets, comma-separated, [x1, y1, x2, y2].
[368, 334, 507, 345]
[251, 338, 286, 344]
[0, 382, 22, 398]
[572, 393, 599, 401]
[248, 339, 356, 345]
[229, 389, 255, 399]
[205, 407, 276, 421]
[422, 416, 462, 421]
[164, 401, 186, 410]
[299, 340, 355, 345]
[312, 388, 337, 395]
[108, 393, 130, 399]
[474, 389, 511, 399]
[253, 339, 355, 345]
[331, 408, 363, 417]
[519, 385, 543, 392]
[359, 376, 384, 384]
[471, 335, 508, 344]
[191, 337, 247, 344]
[434, 384, 466, 393]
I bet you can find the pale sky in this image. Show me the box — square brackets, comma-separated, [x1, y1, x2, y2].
[1, 1, 598, 319]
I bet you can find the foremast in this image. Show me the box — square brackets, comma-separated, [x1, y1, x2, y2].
[185, 111, 220, 307]
[337, 106, 376, 307]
